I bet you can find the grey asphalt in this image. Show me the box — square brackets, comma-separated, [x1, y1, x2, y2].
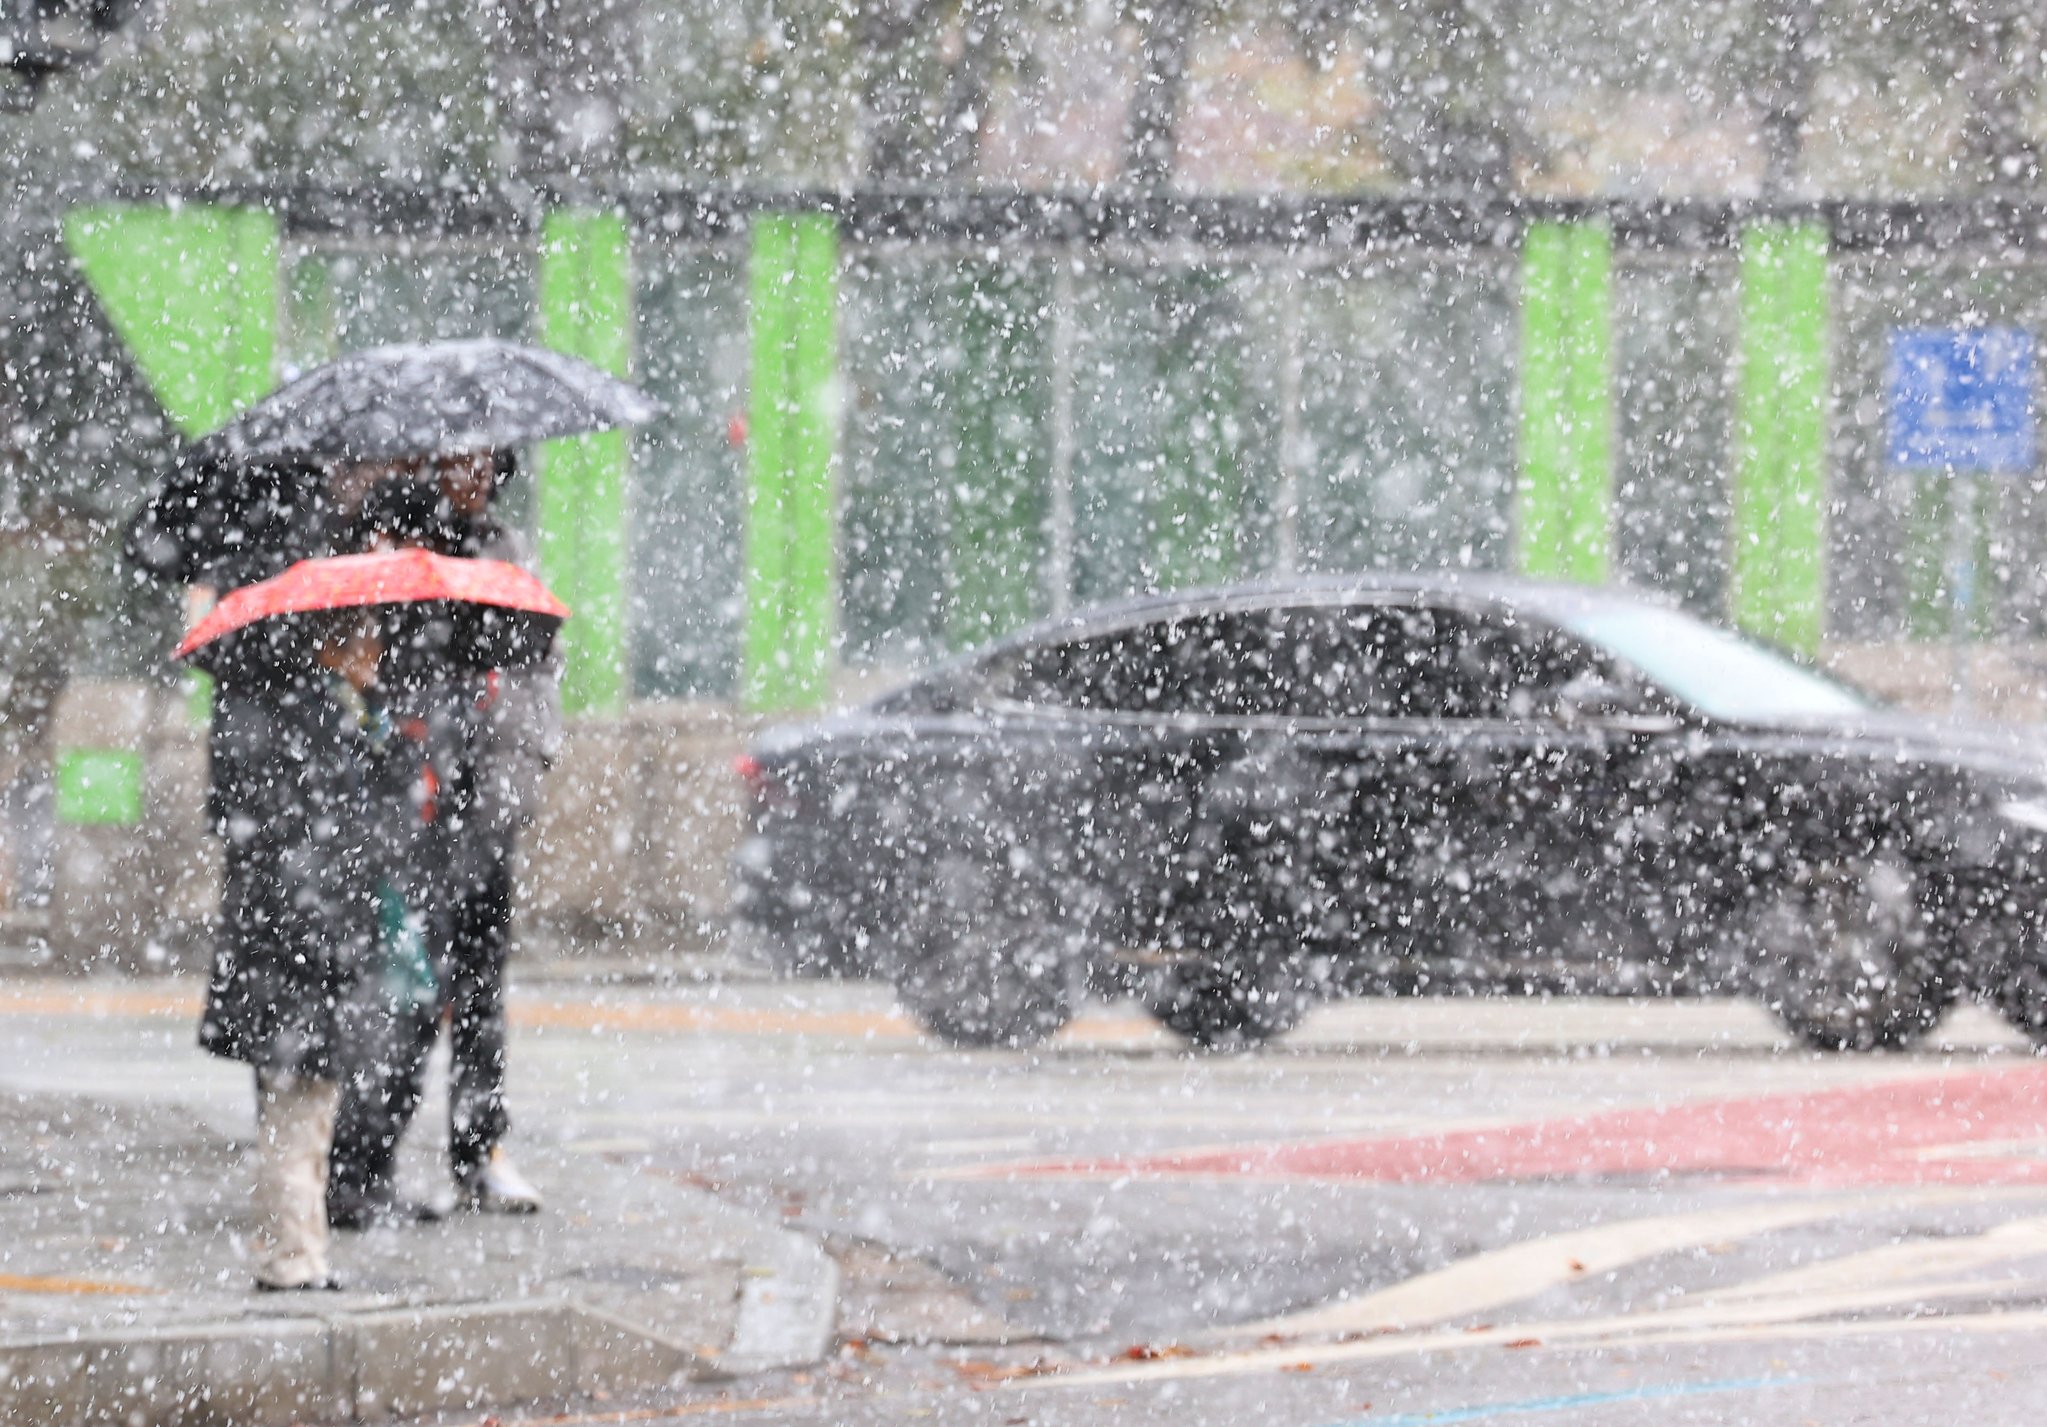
[9, 975, 2047, 1424]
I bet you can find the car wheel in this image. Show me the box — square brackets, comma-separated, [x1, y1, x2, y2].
[1751, 856, 1953, 1052]
[1991, 919, 2047, 1046]
[1145, 952, 1310, 1052]
[891, 852, 1079, 1050]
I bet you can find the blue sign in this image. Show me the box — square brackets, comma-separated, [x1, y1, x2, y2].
[1888, 327, 2036, 472]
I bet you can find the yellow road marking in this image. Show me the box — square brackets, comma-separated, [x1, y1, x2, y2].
[0, 987, 199, 1018]
[0, 985, 1166, 1047]
[508, 999, 921, 1039]
[0, 1272, 160, 1296]
[0, 985, 918, 1039]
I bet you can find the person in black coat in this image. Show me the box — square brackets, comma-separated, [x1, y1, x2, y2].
[326, 458, 558, 1226]
[324, 478, 470, 1228]
[201, 614, 413, 1290]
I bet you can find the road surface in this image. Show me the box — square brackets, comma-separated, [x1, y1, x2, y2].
[9, 976, 2047, 1424]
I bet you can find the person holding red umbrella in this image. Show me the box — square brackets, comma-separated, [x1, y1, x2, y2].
[176, 536, 570, 1282]
[196, 610, 413, 1291]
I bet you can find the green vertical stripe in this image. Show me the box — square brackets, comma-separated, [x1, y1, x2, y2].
[745, 214, 840, 712]
[1732, 223, 1829, 655]
[228, 210, 278, 411]
[1518, 221, 1612, 582]
[1562, 223, 1613, 575]
[788, 217, 839, 703]
[66, 203, 279, 729]
[64, 203, 279, 435]
[538, 208, 634, 716]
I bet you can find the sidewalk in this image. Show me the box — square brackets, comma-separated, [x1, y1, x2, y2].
[0, 1088, 838, 1426]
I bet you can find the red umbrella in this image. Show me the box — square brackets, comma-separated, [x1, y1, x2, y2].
[175, 548, 569, 673]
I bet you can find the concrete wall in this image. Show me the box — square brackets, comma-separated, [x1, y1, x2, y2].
[1825, 643, 2047, 723]
[38, 681, 768, 972]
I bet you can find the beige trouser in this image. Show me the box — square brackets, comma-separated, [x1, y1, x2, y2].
[252, 1070, 341, 1289]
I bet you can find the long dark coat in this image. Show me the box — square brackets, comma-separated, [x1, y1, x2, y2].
[446, 516, 562, 896]
[200, 674, 412, 1078]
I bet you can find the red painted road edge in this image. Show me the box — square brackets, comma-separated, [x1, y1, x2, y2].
[981, 1065, 2047, 1187]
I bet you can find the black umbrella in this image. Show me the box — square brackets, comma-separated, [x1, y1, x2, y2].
[123, 339, 661, 591]
[192, 339, 662, 465]
[122, 453, 334, 591]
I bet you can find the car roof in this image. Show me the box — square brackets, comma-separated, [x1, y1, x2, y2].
[993, 572, 1669, 648]
[880, 572, 1674, 704]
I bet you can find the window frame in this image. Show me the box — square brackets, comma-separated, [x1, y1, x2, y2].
[974, 594, 1651, 733]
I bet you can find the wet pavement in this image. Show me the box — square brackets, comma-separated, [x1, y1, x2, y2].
[9, 975, 2047, 1423]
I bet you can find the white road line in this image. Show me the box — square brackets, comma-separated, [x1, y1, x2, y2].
[1023, 1274, 2047, 1391]
[1566, 1303, 2047, 1353]
[1706, 1215, 2047, 1304]
[1239, 1189, 1992, 1339]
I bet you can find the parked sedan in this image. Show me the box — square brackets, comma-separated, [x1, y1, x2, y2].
[733, 575, 2047, 1051]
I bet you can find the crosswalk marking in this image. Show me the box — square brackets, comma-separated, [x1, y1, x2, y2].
[1026, 1273, 2047, 1391]
[1705, 1214, 2047, 1304]
[0, 1272, 159, 1296]
[1043, 1193, 2047, 1390]
[1240, 1198, 1884, 1338]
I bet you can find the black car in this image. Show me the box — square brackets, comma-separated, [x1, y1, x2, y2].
[734, 575, 2047, 1052]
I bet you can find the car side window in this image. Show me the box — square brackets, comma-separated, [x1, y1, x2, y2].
[1002, 613, 1291, 717]
[1304, 606, 1596, 721]
[995, 604, 1606, 722]
[999, 624, 1181, 713]
[1417, 612, 1600, 721]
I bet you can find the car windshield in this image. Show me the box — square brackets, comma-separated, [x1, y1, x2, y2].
[1563, 606, 1872, 723]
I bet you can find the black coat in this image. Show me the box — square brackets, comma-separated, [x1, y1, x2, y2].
[200, 674, 413, 1078]
[123, 459, 337, 594]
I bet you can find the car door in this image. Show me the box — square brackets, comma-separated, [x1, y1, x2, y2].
[1186, 599, 1513, 983]
[982, 609, 1279, 958]
[1224, 599, 1684, 990]
[1413, 607, 1688, 986]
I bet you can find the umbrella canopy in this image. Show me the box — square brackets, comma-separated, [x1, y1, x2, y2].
[175, 548, 569, 678]
[123, 453, 333, 591]
[192, 339, 662, 466]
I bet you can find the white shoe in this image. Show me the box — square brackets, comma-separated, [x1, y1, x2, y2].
[459, 1147, 543, 1214]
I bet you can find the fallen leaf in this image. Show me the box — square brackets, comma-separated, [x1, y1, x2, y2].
[953, 1358, 1061, 1384]
[1119, 1343, 1197, 1362]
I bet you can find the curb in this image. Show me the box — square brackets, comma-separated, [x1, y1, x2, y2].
[721, 1227, 843, 1377]
[0, 1293, 765, 1426]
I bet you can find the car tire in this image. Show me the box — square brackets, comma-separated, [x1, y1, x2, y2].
[1144, 953, 1310, 1051]
[1143, 831, 1320, 1052]
[1751, 855, 1953, 1053]
[890, 851, 1079, 1050]
[1990, 919, 2047, 1046]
